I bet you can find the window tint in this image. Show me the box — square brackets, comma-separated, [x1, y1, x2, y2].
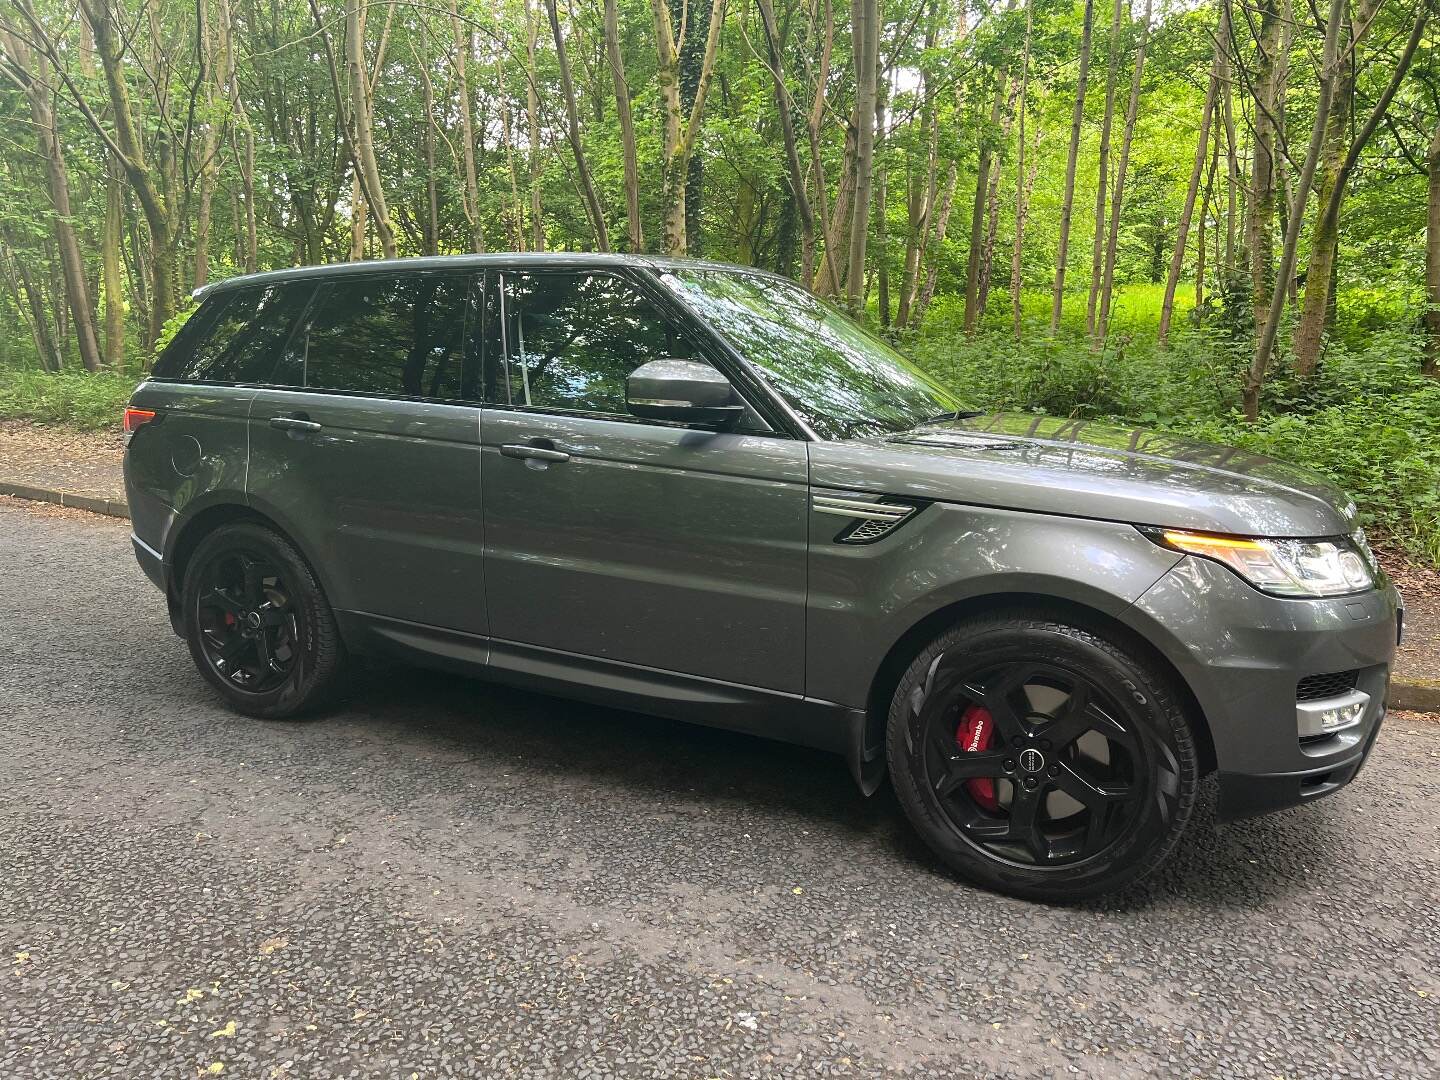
[157, 284, 310, 383]
[499, 271, 700, 415]
[302, 274, 470, 399]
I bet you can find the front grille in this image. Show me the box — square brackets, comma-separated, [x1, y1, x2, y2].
[1296, 670, 1359, 702]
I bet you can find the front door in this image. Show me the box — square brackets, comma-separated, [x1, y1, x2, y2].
[246, 271, 488, 636]
[479, 268, 809, 694]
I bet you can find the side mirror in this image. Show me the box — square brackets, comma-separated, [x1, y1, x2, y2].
[626, 359, 745, 428]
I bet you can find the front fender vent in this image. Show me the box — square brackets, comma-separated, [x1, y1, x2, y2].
[812, 494, 921, 545]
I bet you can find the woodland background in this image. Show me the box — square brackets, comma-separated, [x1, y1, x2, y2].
[0, 0, 1438, 561]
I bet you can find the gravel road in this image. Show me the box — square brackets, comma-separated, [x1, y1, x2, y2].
[2, 497, 1437, 1080]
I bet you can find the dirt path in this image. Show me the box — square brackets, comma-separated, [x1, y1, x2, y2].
[0, 420, 125, 501]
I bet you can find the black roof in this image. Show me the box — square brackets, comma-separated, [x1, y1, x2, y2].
[196, 253, 785, 299]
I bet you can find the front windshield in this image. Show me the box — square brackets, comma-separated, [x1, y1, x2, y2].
[658, 268, 962, 439]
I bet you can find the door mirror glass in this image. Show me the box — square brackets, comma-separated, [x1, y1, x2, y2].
[627, 360, 744, 428]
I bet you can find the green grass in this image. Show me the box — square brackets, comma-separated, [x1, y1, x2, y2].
[0, 369, 140, 431]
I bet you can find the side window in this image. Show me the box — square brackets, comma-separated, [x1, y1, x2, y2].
[157, 284, 309, 383]
[498, 271, 702, 415]
[301, 274, 470, 399]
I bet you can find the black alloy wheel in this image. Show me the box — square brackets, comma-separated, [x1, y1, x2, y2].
[917, 659, 1142, 866]
[182, 522, 346, 718]
[193, 548, 301, 694]
[888, 611, 1198, 901]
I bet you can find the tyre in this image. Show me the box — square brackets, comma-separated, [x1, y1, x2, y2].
[886, 610, 1198, 902]
[181, 522, 346, 719]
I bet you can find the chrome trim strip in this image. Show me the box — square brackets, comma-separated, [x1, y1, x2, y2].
[812, 496, 912, 521]
[131, 532, 163, 561]
[1295, 688, 1370, 738]
[629, 397, 701, 408]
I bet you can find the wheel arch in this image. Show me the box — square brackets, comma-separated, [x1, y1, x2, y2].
[164, 501, 332, 636]
[859, 592, 1218, 791]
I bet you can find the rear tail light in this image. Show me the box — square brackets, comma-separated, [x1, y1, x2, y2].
[123, 407, 157, 440]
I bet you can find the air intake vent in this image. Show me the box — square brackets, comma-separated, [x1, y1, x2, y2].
[812, 494, 920, 544]
[1296, 670, 1359, 702]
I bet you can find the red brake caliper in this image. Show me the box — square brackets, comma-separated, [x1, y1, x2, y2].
[956, 705, 999, 811]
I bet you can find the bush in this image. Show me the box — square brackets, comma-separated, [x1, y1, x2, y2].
[0, 369, 139, 431]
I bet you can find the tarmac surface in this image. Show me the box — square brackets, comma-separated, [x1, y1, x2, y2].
[2, 497, 1437, 1079]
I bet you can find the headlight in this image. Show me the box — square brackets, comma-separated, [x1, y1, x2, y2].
[1152, 529, 1376, 597]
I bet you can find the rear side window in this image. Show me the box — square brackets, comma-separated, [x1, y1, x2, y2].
[155, 284, 310, 383]
[301, 274, 470, 399]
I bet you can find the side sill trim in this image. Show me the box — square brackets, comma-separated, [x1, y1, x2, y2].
[336, 609, 858, 759]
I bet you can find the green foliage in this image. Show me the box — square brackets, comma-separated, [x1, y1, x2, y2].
[0, 369, 140, 432]
[907, 295, 1440, 564]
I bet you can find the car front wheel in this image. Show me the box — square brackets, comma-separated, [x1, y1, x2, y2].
[886, 611, 1199, 901]
[181, 522, 346, 719]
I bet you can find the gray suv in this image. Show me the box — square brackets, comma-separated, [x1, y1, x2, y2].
[124, 254, 1400, 900]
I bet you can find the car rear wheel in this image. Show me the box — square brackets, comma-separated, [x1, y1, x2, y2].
[886, 611, 1199, 901]
[182, 522, 346, 719]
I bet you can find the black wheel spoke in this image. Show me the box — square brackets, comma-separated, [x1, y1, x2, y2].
[216, 633, 252, 665]
[240, 555, 267, 607]
[1040, 683, 1096, 749]
[257, 601, 291, 628]
[200, 587, 243, 618]
[1005, 785, 1051, 861]
[255, 628, 279, 674]
[1053, 761, 1129, 810]
[933, 750, 1009, 797]
[982, 667, 1036, 742]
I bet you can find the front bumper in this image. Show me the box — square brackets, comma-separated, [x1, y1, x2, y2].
[1133, 557, 1400, 822]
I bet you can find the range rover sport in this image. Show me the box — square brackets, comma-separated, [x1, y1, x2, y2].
[123, 254, 1401, 901]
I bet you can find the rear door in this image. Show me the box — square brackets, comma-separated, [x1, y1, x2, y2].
[246, 271, 488, 635]
[478, 268, 809, 693]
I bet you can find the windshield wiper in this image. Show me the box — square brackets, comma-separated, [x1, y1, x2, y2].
[916, 409, 985, 426]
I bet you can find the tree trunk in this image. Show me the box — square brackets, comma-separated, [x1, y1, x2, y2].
[978, 82, 1020, 320]
[524, 0, 546, 250]
[451, 0, 484, 253]
[806, 0, 837, 293]
[845, 0, 879, 311]
[103, 162, 125, 367]
[1011, 0, 1035, 339]
[897, 15, 939, 327]
[1427, 117, 1440, 377]
[651, 0, 727, 255]
[1086, 0, 1126, 342]
[1158, 53, 1218, 346]
[1097, 0, 1151, 341]
[417, 36, 440, 257]
[914, 162, 959, 324]
[1049, 0, 1095, 335]
[963, 29, 1015, 333]
[757, 0, 814, 280]
[605, 0, 644, 252]
[69, 0, 178, 344]
[1219, 0, 1239, 277]
[1294, 0, 1426, 376]
[546, 0, 611, 250]
[1243, 0, 1347, 422]
[1246, 0, 1284, 350]
[343, 0, 395, 258]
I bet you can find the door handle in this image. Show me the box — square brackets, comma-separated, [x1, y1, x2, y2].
[270, 415, 323, 433]
[500, 442, 570, 463]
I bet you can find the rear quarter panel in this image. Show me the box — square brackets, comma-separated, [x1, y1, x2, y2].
[123, 381, 254, 560]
